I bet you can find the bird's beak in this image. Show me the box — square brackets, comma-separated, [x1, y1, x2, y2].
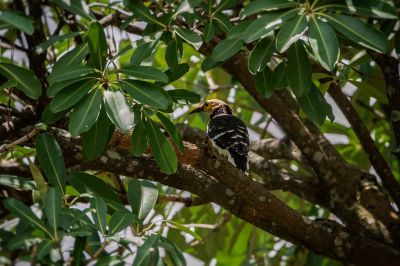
[189, 104, 204, 114]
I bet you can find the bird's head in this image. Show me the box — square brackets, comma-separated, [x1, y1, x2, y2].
[189, 99, 229, 114]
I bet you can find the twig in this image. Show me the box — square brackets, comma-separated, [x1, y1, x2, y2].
[0, 127, 39, 152]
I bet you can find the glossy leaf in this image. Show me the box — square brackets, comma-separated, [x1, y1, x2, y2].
[211, 38, 243, 62]
[166, 221, 203, 243]
[204, 20, 216, 43]
[156, 112, 184, 152]
[41, 105, 68, 125]
[271, 61, 288, 90]
[38, 32, 82, 51]
[248, 34, 275, 75]
[69, 88, 102, 136]
[90, 197, 107, 235]
[240, 0, 297, 18]
[36, 133, 66, 194]
[47, 75, 97, 97]
[174, 27, 202, 50]
[168, 89, 200, 104]
[131, 114, 148, 156]
[214, 13, 233, 33]
[49, 79, 97, 113]
[146, 119, 178, 174]
[125, 1, 165, 28]
[297, 85, 331, 125]
[71, 237, 86, 266]
[133, 235, 159, 266]
[87, 21, 108, 70]
[174, 0, 203, 18]
[54, 0, 92, 20]
[227, 20, 253, 40]
[165, 38, 179, 71]
[308, 17, 339, 71]
[36, 240, 53, 260]
[0, 10, 33, 34]
[163, 63, 190, 84]
[0, 63, 41, 99]
[45, 187, 62, 239]
[287, 41, 311, 97]
[49, 65, 97, 83]
[130, 39, 159, 65]
[128, 179, 158, 220]
[109, 210, 137, 235]
[324, 14, 388, 53]
[120, 79, 172, 110]
[53, 43, 89, 70]
[255, 66, 274, 98]
[159, 237, 186, 266]
[82, 107, 111, 160]
[3, 198, 53, 239]
[28, 160, 48, 200]
[119, 65, 168, 83]
[68, 172, 124, 210]
[276, 14, 307, 53]
[104, 89, 134, 132]
[244, 9, 298, 43]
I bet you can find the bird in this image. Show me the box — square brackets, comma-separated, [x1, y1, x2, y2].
[189, 99, 250, 174]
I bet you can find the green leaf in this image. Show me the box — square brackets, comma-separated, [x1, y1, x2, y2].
[165, 38, 179, 71]
[120, 79, 172, 110]
[174, 27, 203, 50]
[71, 237, 86, 266]
[0, 63, 41, 99]
[244, 9, 298, 43]
[104, 89, 134, 132]
[128, 179, 158, 220]
[28, 161, 48, 200]
[323, 14, 388, 53]
[54, 0, 92, 20]
[69, 88, 103, 136]
[174, 0, 203, 18]
[0, 11, 33, 34]
[120, 65, 169, 83]
[87, 21, 108, 71]
[240, 0, 297, 18]
[3, 198, 53, 240]
[213, 0, 236, 15]
[214, 13, 233, 33]
[131, 114, 148, 157]
[201, 56, 221, 72]
[47, 75, 97, 97]
[38, 32, 82, 51]
[168, 89, 200, 104]
[45, 187, 62, 239]
[155, 112, 184, 152]
[54, 43, 89, 69]
[82, 107, 111, 160]
[248, 34, 275, 75]
[125, 1, 165, 28]
[49, 79, 97, 113]
[271, 61, 288, 90]
[276, 14, 307, 53]
[36, 133, 66, 195]
[0, 79, 17, 91]
[287, 41, 311, 97]
[166, 221, 203, 243]
[227, 20, 253, 40]
[97, 256, 124, 266]
[49, 65, 97, 83]
[133, 235, 160, 266]
[36, 240, 53, 260]
[349, 80, 388, 104]
[163, 63, 190, 84]
[146, 119, 178, 174]
[159, 237, 186, 266]
[308, 17, 339, 71]
[204, 20, 216, 43]
[297, 85, 330, 125]
[90, 197, 107, 235]
[41, 105, 68, 125]
[328, 1, 399, 19]
[68, 172, 124, 211]
[211, 38, 243, 62]
[130, 39, 159, 65]
[0, 175, 36, 191]
[109, 210, 137, 235]
[254, 66, 274, 98]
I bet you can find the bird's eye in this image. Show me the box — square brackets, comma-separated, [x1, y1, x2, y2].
[204, 103, 208, 107]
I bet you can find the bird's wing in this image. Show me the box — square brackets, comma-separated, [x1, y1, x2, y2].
[207, 114, 250, 155]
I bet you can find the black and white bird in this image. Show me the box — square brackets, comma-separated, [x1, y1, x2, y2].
[189, 99, 250, 174]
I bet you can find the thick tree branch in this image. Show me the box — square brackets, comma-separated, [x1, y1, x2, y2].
[328, 82, 400, 209]
[368, 51, 400, 147]
[48, 130, 400, 265]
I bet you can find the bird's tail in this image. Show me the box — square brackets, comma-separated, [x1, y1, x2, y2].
[228, 148, 248, 174]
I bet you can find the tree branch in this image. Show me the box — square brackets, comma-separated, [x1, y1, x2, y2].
[328, 82, 400, 209]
